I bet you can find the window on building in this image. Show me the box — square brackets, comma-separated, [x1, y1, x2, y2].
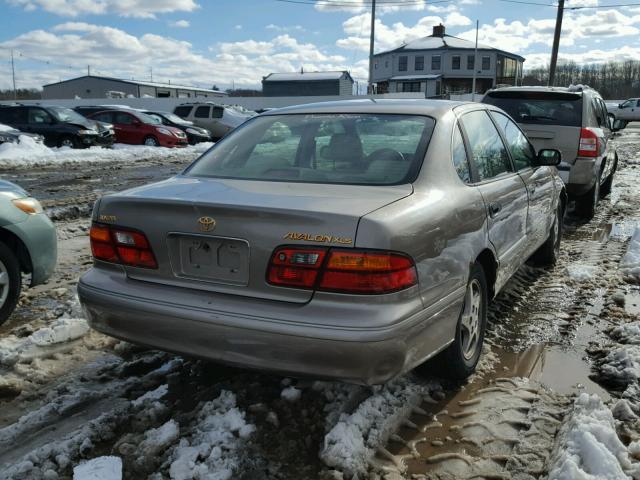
[399, 56, 408, 71]
[374, 62, 378, 69]
[431, 55, 441, 70]
[482, 56, 491, 70]
[452, 56, 461, 70]
[415, 56, 424, 71]
[467, 55, 475, 70]
[401, 82, 421, 92]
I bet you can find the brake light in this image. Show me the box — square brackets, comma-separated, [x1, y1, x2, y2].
[267, 246, 417, 294]
[578, 128, 599, 157]
[90, 223, 157, 269]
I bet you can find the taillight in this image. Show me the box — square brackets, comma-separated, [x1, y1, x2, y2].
[578, 128, 599, 157]
[90, 223, 157, 269]
[267, 246, 417, 294]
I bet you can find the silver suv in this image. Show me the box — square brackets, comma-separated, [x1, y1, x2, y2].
[483, 86, 623, 218]
[173, 102, 251, 140]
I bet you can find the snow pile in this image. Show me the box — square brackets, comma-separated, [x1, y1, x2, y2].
[132, 384, 168, 407]
[567, 264, 598, 282]
[139, 420, 180, 458]
[620, 228, 640, 282]
[548, 393, 640, 480]
[0, 318, 89, 365]
[281, 386, 301, 402]
[320, 377, 431, 476]
[73, 456, 122, 480]
[167, 390, 255, 480]
[0, 141, 213, 169]
[610, 321, 640, 345]
[598, 345, 640, 386]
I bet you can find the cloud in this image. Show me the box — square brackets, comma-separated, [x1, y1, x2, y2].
[169, 20, 190, 28]
[524, 45, 640, 68]
[0, 23, 364, 91]
[6, 0, 199, 18]
[444, 12, 472, 27]
[234, 24, 242, 30]
[266, 24, 306, 32]
[314, 0, 427, 14]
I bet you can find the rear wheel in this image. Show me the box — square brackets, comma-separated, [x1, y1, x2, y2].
[431, 263, 487, 380]
[0, 241, 22, 326]
[532, 203, 563, 266]
[575, 172, 600, 219]
[143, 136, 159, 147]
[57, 135, 77, 148]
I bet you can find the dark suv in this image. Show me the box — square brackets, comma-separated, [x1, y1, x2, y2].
[0, 105, 115, 149]
[483, 86, 622, 218]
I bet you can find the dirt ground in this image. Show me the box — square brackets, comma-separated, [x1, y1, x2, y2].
[1, 126, 640, 480]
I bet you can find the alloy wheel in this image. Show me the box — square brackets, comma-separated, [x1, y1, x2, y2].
[460, 278, 482, 360]
[60, 138, 74, 148]
[0, 260, 10, 309]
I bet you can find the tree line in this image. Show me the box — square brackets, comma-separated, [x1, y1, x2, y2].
[0, 88, 41, 100]
[522, 60, 640, 100]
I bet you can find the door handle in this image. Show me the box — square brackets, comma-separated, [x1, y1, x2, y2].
[489, 202, 502, 217]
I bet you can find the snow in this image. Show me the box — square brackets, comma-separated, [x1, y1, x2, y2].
[547, 393, 639, 480]
[320, 377, 432, 476]
[132, 384, 168, 407]
[139, 420, 180, 457]
[567, 264, 598, 282]
[0, 318, 89, 365]
[281, 386, 302, 402]
[167, 390, 255, 480]
[73, 456, 122, 480]
[620, 228, 640, 282]
[598, 345, 640, 386]
[0, 123, 16, 132]
[0, 140, 213, 169]
[610, 321, 640, 345]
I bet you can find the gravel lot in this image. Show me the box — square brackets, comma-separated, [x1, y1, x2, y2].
[1, 128, 640, 480]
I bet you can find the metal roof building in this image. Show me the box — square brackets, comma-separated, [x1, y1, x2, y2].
[42, 75, 227, 100]
[262, 71, 354, 97]
[371, 24, 525, 97]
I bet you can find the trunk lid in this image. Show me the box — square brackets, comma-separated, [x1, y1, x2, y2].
[97, 176, 412, 303]
[518, 124, 581, 165]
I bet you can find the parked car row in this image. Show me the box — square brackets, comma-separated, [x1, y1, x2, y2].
[0, 104, 115, 148]
[171, 102, 252, 140]
[607, 97, 640, 122]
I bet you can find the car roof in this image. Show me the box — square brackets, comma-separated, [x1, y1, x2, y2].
[262, 99, 465, 117]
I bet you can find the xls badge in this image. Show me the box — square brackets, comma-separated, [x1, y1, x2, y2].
[197, 216, 216, 232]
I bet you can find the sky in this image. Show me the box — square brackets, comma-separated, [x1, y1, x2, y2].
[1, 0, 640, 92]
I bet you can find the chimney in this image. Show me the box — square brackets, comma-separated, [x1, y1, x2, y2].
[433, 24, 445, 37]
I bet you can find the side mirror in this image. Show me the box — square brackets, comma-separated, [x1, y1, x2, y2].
[612, 119, 627, 132]
[537, 149, 561, 166]
[619, 103, 625, 109]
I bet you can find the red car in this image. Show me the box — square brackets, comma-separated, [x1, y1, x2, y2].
[89, 109, 188, 147]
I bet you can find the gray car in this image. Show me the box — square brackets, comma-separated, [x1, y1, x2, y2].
[483, 86, 620, 218]
[78, 99, 565, 384]
[0, 180, 57, 324]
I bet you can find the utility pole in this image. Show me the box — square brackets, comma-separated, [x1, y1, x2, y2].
[548, 0, 564, 86]
[11, 50, 17, 100]
[87, 65, 90, 76]
[150, 66, 153, 82]
[471, 20, 479, 102]
[368, 0, 376, 94]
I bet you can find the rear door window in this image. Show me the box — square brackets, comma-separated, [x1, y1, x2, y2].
[212, 107, 224, 119]
[195, 106, 211, 118]
[490, 111, 536, 170]
[92, 112, 113, 123]
[28, 108, 53, 124]
[115, 113, 134, 125]
[174, 106, 193, 118]
[452, 125, 471, 183]
[484, 92, 583, 127]
[461, 110, 513, 181]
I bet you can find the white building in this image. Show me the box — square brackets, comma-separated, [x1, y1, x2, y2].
[371, 25, 525, 97]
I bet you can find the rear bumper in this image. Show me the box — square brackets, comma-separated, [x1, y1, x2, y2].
[78, 267, 460, 384]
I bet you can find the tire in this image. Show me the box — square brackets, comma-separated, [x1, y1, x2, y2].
[600, 157, 617, 198]
[0, 241, 22, 326]
[532, 202, 563, 266]
[57, 135, 77, 148]
[432, 263, 488, 380]
[574, 172, 600, 219]
[143, 136, 160, 147]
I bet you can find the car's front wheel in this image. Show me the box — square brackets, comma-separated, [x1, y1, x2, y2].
[434, 263, 488, 380]
[143, 136, 160, 147]
[0, 241, 22, 325]
[57, 135, 77, 148]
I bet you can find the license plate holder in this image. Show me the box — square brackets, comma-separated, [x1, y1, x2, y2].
[168, 234, 250, 285]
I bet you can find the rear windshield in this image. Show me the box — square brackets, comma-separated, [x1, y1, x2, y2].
[484, 92, 583, 127]
[185, 113, 435, 185]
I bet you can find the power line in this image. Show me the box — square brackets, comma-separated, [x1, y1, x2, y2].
[273, 0, 454, 6]
[496, 0, 640, 8]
